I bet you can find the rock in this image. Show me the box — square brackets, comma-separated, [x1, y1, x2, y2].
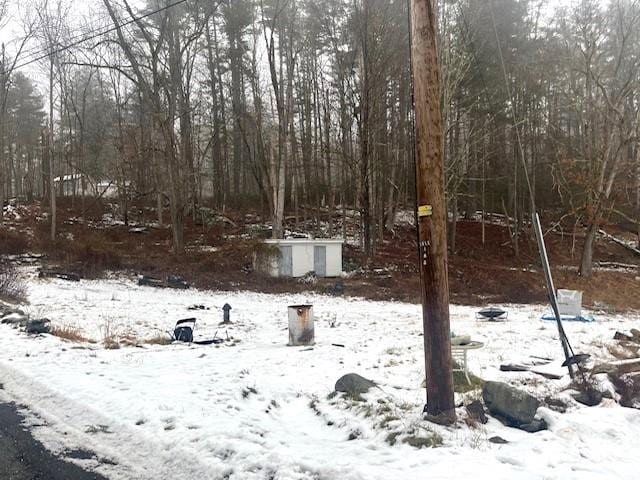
[571, 389, 603, 407]
[335, 373, 376, 397]
[167, 275, 190, 289]
[25, 319, 51, 334]
[544, 396, 568, 413]
[138, 275, 165, 288]
[488, 436, 509, 444]
[519, 418, 548, 433]
[482, 381, 540, 426]
[614, 331, 633, 341]
[0, 303, 25, 317]
[465, 400, 488, 424]
[0, 303, 14, 316]
[1, 312, 28, 326]
[423, 410, 456, 426]
[631, 329, 640, 342]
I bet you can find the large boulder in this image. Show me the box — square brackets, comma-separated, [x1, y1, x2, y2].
[482, 381, 540, 426]
[335, 374, 376, 397]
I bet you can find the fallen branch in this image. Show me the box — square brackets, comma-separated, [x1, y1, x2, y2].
[598, 229, 640, 256]
[595, 261, 639, 270]
[38, 269, 80, 282]
[500, 363, 564, 380]
[592, 358, 640, 376]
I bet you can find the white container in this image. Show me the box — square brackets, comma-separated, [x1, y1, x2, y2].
[557, 289, 582, 317]
[288, 305, 314, 346]
[258, 239, 344, 278]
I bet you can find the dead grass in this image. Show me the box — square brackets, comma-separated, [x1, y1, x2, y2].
[104, 338, 121, 349]
[453, 370, 485, 393]
[50, 324, 89, 343]
[101, 320, 121, 349]
[144, 335, 172, 345]
[402, 432, 444, 449]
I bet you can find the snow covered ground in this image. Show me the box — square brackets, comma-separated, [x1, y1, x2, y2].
[1, 271, 640, 479]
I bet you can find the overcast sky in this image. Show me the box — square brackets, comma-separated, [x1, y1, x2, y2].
[0, 0, 591, 97]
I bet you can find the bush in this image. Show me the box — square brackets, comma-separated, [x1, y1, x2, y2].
[37, 232, 122, 279]
[0, 262, 27, 303]
[0, 229, 29, 255]
[252, 242, 281, 274]
[75, 239, 122, 278]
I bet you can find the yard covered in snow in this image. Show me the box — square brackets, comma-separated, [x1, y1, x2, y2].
[1, 270, 640, 479]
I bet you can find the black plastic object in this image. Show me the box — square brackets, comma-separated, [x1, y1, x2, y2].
[174, 318, 196, 342]
[222, 303, 232, 324]
[476, 307, 507, 320]
[562, 353, 591, 367]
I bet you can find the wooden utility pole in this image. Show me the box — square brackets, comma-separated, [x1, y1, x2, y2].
[409, 0, 455, 422]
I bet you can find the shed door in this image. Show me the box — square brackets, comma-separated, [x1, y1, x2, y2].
[314, 246, 327, 277]
[279, 246, 293, 276]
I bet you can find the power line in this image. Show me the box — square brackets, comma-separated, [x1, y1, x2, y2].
[4, 12, 117, 67]
[488, 0, 536, 213]
[1, 0, 189, 75]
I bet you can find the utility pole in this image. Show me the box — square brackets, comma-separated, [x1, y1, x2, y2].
[409, 0, 455, 423]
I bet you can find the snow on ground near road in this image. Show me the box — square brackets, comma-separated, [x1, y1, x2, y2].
[1, 272, 640, 479]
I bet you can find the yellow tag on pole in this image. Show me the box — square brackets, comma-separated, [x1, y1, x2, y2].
[418, 205, 433, 217]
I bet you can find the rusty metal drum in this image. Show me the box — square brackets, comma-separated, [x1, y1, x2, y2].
[287, 304, 314, 346]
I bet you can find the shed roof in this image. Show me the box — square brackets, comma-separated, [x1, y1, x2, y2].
[264, 238, 344, 245]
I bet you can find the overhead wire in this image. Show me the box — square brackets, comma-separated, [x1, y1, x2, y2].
[487, 0, 536, 214]
[2, 8, 125, 67]
[1, 0, 189, 75]
[487, 0, 586, 380]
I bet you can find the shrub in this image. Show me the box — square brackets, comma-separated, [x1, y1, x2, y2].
[144, 335, 172, 345]
[0, 229, 29, 255]
[0, 262, 27, 303]
[72, 236, 122, 278]
[252, 242, 281, 274]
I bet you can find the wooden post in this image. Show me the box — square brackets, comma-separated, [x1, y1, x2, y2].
[409, 0, 455, 422]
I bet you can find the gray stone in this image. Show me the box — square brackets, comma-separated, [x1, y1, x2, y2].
[544, 396, 568, 413]
[423, 410, 455, 426]
[335, 373, 376, 397]
[482, 381, 540, 426]
[25, 319, 51, 334]
[488, 436, 509, 444]
[519, 418, 548, 433]
[465, 400, 488, 424]
[571, 389, 603, 407]
[1, 312, 28, 326]
[0, 303, 25, 317]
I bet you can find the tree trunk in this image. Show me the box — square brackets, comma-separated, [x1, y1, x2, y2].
[49, 58, 56, 242]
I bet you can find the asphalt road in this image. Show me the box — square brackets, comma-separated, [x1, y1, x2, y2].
[0, 402, 108, 480]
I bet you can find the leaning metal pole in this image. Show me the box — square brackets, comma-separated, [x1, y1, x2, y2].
[533, 213, 575, 378]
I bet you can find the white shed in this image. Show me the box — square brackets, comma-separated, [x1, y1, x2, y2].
[258, 239, 344, 278]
